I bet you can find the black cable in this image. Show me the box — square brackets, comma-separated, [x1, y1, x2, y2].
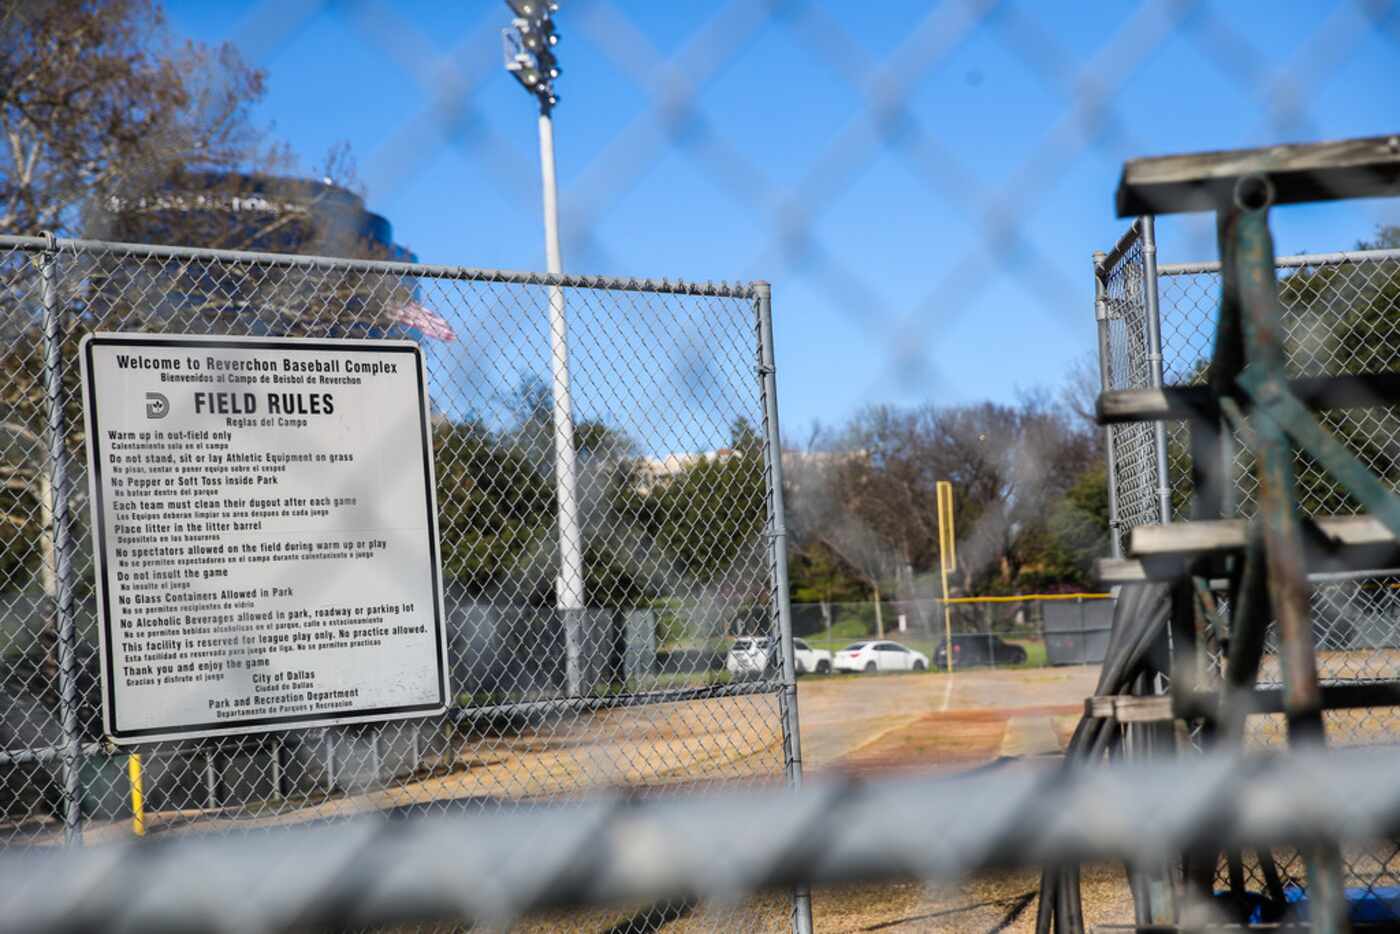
[1035, 581, 1172, 931]
[1257, 847, 1289, 919]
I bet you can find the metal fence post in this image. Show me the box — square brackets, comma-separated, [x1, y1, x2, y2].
[1094, 251, 1123, 558]
[39, 235, 84, 845]
[1077, 595, 1086, 666]
[755, 282, 813, 934]
[324, 731, 337, 791]
[1139, 217, 1172, 523]
[205, 749, 220, 809]
[271, 738, 284, 798]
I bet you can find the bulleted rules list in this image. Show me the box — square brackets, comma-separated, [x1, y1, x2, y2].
[81, 333, 448, 743]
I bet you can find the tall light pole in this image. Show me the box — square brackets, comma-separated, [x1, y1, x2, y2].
[504, 2, 585, 695]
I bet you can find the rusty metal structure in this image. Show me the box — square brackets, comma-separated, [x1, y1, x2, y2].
[1094, 135, 1400, 931]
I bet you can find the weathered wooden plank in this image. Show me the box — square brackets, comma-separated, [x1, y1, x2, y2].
[1130, 514, 1394, 558]
[1130, 518, 1249, 557]
[1085, 695, 1172, 723]
[1097, 373, 1400, 426]
[1097, 387, 1212, 424]
[1088, 683, 1400, 726]
[1095, 558, 1151, 584]
[1117, 134, 1400, 216]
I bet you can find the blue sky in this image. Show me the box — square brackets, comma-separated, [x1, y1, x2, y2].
[165, 0, 1400, 439]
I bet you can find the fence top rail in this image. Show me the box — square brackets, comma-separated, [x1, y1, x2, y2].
[1158, 245, 1400, 277]
[940, 592, 1113, 604]
[1094, 217, 1145, 280]
[0, 234, 760, 299]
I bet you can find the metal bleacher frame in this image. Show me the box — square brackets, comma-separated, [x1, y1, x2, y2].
[1092, 135, 1400, 933]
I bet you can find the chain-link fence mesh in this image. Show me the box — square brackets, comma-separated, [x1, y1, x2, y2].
[1098, 224, 1164, 556]
[0, 234, 798, 931]
[790, 596, 1112, 669]
[1156, 246, 1400, 692]
[3, 0, 1399, 928]
[8, 740, 1400, 933]
[171, 0, 1400, 422]
[1100, 224, 1400, 910]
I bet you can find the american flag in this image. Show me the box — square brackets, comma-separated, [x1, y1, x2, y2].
[390, 299, 457, 342]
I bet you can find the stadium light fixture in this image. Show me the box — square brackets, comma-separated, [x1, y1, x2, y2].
[503, 0, 559, 112]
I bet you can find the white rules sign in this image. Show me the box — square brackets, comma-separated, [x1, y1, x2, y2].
[80, 333, 449, 743]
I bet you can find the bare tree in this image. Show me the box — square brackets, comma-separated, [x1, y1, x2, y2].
[786, 394, 1103, 635]
[0, 0, 286, 239]
[821, 515, 898, 637]
[1059, 350, 1103, 439]
[931, 393, 1097, 598]
[784, 446, 899, 637]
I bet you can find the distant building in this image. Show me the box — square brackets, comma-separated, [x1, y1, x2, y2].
[98, 172, 460, 342]
[631, 447, 862, 496]
[779, 448, 866, 493]
[634, 448, 740, 494]
[106, 170, 416, 260]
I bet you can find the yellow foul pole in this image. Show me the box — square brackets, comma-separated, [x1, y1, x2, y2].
[936, 481, 956, 675]
[128, 753, 145, 837]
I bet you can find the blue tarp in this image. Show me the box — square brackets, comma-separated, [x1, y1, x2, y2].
[1219, 884, 1400, 923]
[1285, 883, 1400, 922]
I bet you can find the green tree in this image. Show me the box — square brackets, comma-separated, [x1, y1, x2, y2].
[788, 542, 868, 605]
[431, 387, 660, 610]
[1036, 465, 1111, 588]
[642, 419, 767, 595]
[432, 418, 555, 603]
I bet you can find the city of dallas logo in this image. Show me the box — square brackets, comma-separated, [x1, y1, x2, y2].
[145, 392, 170, 419]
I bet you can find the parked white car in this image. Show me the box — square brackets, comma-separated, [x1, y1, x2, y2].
[831, 640, 930, 674]
[726, 637, 832, 679]
[792, 639, 833, 675]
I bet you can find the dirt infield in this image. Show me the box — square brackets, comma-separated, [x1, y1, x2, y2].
[781, 666, 1135, 933]
[22, 665, 1093, 846]
[518, 664, 1125, 933]
[21, 655, 1400, 929]
[797, 666, 1096, 775]
[579, 665, 1127, 933]
[39, 663, 1133, 930]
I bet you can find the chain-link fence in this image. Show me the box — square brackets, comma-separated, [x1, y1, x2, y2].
[4, 0, 1400, 929]
[1098, 222, 1400, 909]
[9, 740, 1400, 934]
[1105, 236, 1400, 538]
[0, 233, 803, 930]
[1097, 220, 1169, 558]
[1157, 244, 1400, 745]
[790, 596, 1113, 669]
